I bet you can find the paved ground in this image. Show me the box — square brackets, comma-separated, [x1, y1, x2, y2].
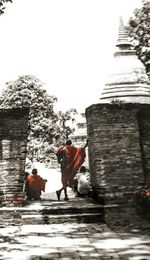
[0, 164, 150, 259]
[1, 214, 150, 260]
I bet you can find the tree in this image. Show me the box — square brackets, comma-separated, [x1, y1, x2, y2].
[127, 0, 150, 78]
[0, 75, 77, 162]
[0, 0, 12, 15]
[56, 108, 77, 145]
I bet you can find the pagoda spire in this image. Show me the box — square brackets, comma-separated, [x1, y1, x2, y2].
[99, 16, 150, 104]
[116, 16, 132, 49]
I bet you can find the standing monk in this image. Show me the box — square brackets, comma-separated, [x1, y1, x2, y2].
[56, 139, 88, 201]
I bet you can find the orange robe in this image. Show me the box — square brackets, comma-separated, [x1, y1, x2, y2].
[56, 145, 86, 188]
[26, 174, 46, 199]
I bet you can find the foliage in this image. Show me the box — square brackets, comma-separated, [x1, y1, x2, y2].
[0, 0, 12, 15]
[0, 75, 77, 162]
[127, 0, 150, 77]
[56, 109, 77, 145]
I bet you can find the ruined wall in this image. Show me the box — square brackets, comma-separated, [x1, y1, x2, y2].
[0, 108, 29, 206]
[86, 103, 150, 226]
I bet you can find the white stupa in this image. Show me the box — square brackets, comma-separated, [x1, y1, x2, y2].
[100, 17, 150, 104]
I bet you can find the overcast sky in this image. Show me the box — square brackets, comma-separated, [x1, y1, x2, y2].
[0, 0, 142, 112]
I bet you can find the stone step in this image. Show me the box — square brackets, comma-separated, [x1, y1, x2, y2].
[22, 212, 103, 224]
[0, 198, 104, 225]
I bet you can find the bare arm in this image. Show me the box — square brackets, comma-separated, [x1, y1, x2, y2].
[83, 138, 89, 149]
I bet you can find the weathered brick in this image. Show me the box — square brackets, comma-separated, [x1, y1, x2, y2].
[0, 108, 29, 206]
[86, 103, 150, 226]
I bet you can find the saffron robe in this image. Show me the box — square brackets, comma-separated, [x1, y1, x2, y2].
[26, 174, 47, 199]
[56, 144, 86, 188]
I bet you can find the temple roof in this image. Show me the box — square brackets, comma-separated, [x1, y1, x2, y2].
[100, 17, 150, 104]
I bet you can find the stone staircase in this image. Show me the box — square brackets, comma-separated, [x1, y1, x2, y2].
[0, 196, 104, 226]
[22, 198, 104, 224]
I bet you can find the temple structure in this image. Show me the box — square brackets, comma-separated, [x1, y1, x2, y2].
[70, 113, 87, 146]
[69, 112, 88, 168]
[86, 17, 150, 227]
[100, 17, 150, 104]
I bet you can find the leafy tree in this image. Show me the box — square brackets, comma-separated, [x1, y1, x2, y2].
[127, 0, 150, 78]
[0, 0, 12, 15]
[0, 75, 77, 162]
[56, 108, 77, 145]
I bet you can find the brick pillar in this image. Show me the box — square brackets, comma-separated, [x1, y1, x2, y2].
[0, 108, 29, 206]
[86, 103, 150, 226]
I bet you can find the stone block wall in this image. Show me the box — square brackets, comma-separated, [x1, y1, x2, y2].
[86, 103, 150, 226]
[0, 108, 29, 206]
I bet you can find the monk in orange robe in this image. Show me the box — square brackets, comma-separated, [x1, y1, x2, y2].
[25, 168, 47, 200]
[56, 139, 88, 201]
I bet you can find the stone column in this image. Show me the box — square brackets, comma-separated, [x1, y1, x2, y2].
[86, 103, 150, 226]
[0, 108, 29, 206]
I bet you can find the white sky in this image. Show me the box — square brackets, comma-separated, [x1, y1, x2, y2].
[0, 0, 142, 112]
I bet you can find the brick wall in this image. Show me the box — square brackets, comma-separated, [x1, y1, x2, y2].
[0, 108, 29, 206]
[138, 108, 150, 183]
[86, 103, 150, 226]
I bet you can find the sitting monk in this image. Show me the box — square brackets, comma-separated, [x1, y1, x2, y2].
[25, 168, 47, 200]
[74, 166, 91, 197]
